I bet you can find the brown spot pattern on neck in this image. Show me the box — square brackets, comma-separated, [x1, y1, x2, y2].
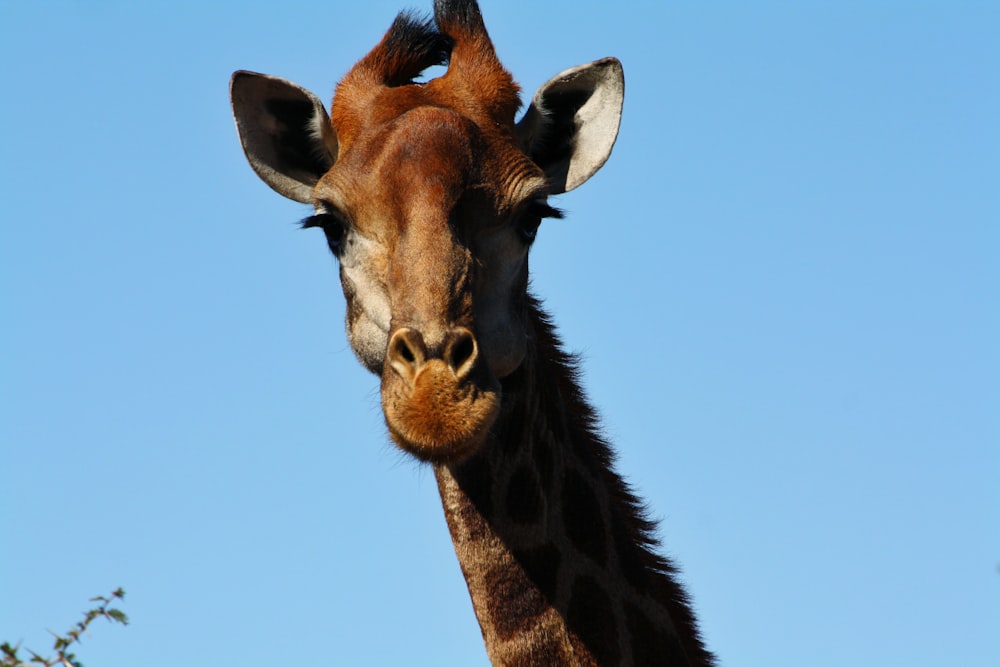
[436, 298, 715, 666]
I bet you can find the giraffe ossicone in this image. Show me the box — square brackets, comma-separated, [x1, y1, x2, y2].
[231, 1, 714, 664]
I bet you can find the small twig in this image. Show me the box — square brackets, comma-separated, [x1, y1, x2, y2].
[0, 589, 128, 667]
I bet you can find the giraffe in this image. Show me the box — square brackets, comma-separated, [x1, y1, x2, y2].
[230, 1, 714, 664]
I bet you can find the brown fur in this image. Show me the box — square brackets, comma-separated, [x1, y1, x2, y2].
[233, 1, 714, 664]
[437, 301, 714, 665]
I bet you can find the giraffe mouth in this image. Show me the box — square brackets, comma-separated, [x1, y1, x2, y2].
[380, 327, 501, 462]
[382, 359, 500, 462]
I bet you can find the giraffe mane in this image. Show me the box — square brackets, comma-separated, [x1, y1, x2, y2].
[523, 295, 715, 664]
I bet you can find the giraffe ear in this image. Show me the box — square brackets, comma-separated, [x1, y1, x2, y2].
[230, 71, 338, 204]
[516, 58, 624, 194]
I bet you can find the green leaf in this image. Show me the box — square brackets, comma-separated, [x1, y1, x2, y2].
[105, 609, 129, 625]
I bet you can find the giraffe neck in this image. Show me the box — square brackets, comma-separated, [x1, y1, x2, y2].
[434, 300, 714, 666]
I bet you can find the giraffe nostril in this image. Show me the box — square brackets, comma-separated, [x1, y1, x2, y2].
[389, 327, 478, 382]
[451, 334, 473, 368]
[445, 328, 478, 379]
[388, 328, 427, 381]
[398, 339, 416, 364]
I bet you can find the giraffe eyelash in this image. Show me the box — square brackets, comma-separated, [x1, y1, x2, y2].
[300, 212, 347, 254]
[526, 201, 564, 220]
[300, 212, 343, 230]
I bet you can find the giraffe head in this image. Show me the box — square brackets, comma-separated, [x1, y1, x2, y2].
[231, 0, 623, 462]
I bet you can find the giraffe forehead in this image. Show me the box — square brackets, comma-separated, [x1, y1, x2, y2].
[322, 104, 544, 237]
[377, 107, 480, 206]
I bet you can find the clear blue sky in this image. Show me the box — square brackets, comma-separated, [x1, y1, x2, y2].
[2, 1, 997, 665]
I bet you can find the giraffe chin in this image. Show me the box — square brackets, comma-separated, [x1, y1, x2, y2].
[381, 360, 501, 463]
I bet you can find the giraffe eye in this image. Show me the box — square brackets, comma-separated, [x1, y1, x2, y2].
[301, 212, 347, 255]
[515, 200, 563, 245]
[517, 216, 542, 243]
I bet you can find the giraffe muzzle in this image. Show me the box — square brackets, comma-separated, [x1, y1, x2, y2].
[381, 326, 500, 462]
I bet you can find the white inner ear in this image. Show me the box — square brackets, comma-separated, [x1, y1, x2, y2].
[230, 71, 337, 204]
[517, 58, 624, 194]
[563, 61, 624, 192]
[308, 107, 340, 167]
